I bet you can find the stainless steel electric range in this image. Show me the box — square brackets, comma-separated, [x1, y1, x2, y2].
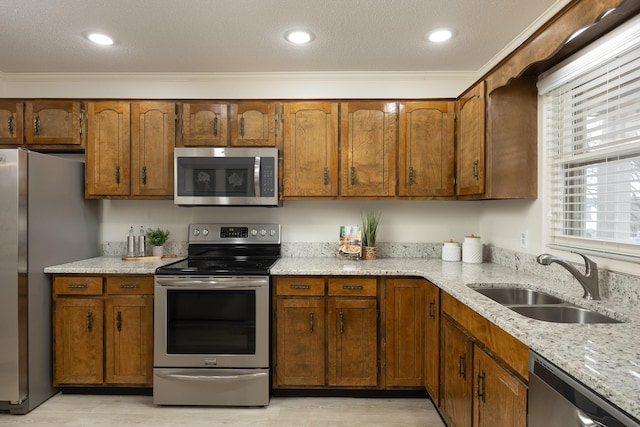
[153, 223, 281, 407]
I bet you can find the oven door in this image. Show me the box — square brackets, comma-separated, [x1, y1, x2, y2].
[154, 276, 269, 368]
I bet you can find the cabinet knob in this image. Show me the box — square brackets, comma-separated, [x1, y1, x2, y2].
[309, 312, 314, 333]
[409, 166, 414, 186]
[142, 166, 147, 185]
[7, 116, 14, 135]
[115, 165, 121, 184]
[240, 117, 245, 137]
[213, 117, 218, 136]
[476, 370, 486, 402]
[86, 311, 93, 332]
[339, 311, 345, 334]
[33, 115, 41, 135]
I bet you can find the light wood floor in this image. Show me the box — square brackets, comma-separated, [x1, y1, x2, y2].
[0, 394, 446, 426]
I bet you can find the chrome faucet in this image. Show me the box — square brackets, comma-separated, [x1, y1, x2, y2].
[537, 252, 600, 300]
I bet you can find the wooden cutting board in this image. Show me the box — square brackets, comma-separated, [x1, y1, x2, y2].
[121, 254, 178, 261]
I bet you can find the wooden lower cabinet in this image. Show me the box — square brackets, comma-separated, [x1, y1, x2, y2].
[440, 316, 473, 427]
[423, 280, 440, 404]
[53, 274, 154, 387]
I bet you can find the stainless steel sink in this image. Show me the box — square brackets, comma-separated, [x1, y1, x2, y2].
[510, 305, 621, 324]
[471, 287, 565, 305]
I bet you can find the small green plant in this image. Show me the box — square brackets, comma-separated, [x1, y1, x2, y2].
[146, 227, 170, 246]
[361, 210, 381, 247]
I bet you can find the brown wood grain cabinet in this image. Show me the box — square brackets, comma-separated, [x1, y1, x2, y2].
[384, 278, 424, 387]
[456, 82, 486, 197]
[178, 102, 228, 147]
[21, 100, 84, 149]
[423, 280, 440, 404]
[230, 102, 280, 147]
[440, 316, 473, 427]
[282, 102, 339, 198]
[340, 102, 397, 197]
[0, 102, 24, 145]
[53, 275, 154, 387]
[398, 102, 455, 198]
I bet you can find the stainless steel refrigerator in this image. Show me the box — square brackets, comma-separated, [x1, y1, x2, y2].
[0, 148, 99, 414]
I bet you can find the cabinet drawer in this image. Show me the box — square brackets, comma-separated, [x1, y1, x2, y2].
[328, 278, 377, 297]
[106, 275, 154, 295]
[54, 276, 103, 296]
[276, 277, 325, 296]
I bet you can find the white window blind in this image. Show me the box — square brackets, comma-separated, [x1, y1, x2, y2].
[540, 18, 640, 260]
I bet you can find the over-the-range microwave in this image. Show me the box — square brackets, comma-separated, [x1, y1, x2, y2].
[174, 147, 279, 207]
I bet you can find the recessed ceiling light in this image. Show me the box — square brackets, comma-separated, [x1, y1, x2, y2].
[427, 29, 454, 43]
[85, 32, 115, 46]
[284, 29, 315, 45]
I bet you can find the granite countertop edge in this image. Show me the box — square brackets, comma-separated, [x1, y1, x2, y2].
[44, 255, 640, 421]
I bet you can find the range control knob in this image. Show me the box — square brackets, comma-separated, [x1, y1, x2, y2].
[202, 229, 209, 236]
[193, 228, 200, 236]
[260, 229, 267, 236]
[269, 229, 277, 236]
[251, 229, 258, 236]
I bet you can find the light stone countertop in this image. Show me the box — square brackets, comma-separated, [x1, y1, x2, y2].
[271, 257, 640, 422]
[44, 255, 640, 421]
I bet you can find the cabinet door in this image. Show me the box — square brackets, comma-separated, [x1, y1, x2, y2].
[440, 316, 473, 427]
[230, 102, 278, 146]
[473, 346, 527, 427]
[327, 298, 377, 387]
[54, 298, 104, 385]
[282, 102, 339, 197]
[340, 102, 397, 197]
[25, 101, 83, 146]
[275, 298, 325, 386]
[424, 281, 440, 404]
[86, 101, 131, 197]
[456, 81, 486, 196]
[398, 102, 454, 197]
[131, 102, 175, 197]
[0, 102, 23, 145]
[105, 296, 153, 385]
[384, 278, 424, 387]
[180, 102, 228, 146]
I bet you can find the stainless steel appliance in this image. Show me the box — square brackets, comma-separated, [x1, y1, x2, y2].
[0, 148, 99, 414]
[174, 147, 279, 206]
[153, 223, 281, 406]
[529, 351, 640, 427]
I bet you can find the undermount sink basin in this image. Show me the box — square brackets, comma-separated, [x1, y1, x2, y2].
[471, 287, 565, 305]
[509, 305, 621, 324]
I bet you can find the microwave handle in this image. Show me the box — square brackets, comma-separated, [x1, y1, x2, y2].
[254, 156, 261, 197]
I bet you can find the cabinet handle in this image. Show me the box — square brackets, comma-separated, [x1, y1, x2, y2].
[119, 284, 140, 289]
[116, 311, 122, 332]
[213, 117, 218, 136]
[115, 166, 121, 184]
[473, 160, 479, 181]
[409, 166, 414, 186]
[67, 283, 89, 289]
[428, 300, 436, 319]
[290, 284, 310, 289]
[350, 167, 355, 185]
[339, 311, 345, 334]
[477, 370, 486, 403]
[7, 116, 14, 135]
[309, 312, 314, 333]
[323, 167, 329, 186]
[342, 285, 363, 290]
[142, 166, 147, 185]
[240, 117, 245, 137]
[458, 353, 466, 379]
[33, 115, 40, 135]
[86, 311, 93, 332]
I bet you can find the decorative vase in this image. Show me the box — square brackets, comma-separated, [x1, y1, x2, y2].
[152, 245, 164, 257]
[362, 246, 377, 260]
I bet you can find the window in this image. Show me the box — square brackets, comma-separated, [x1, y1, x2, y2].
[539, 16, 640, 260]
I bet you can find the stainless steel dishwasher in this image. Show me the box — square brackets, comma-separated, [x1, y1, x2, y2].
[528, 351, 639, 427]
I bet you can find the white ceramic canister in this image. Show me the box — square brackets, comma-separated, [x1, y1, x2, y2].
[441, 240, 461, 262]
[462, 234, 483, 263]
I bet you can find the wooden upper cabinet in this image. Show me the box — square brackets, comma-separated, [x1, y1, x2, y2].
[25, 100, 83, 146]
[456, 82, 486, 197]
[86, 101, 131, 197]
[0, 102, 24, 145]
[398, 102, 455, 197]
[282, 102, 339, 197]
[230, 102, 279, 147]
[340, 102, 397, 197]
[179, 102, 228, 146]
[131, 102, 175, 197]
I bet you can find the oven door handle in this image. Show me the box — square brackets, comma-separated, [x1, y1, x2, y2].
[156, 371, 268, 382]
[155, 279, 268, 289]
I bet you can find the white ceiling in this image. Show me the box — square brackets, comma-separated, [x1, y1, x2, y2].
[0, 0, 566, 75]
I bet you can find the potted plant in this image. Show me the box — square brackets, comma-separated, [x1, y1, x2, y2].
[146, 227, 170, 256]
[361, 210, 381, 260]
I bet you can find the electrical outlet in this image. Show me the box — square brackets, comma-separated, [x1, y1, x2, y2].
[520, 229, 529, 248]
